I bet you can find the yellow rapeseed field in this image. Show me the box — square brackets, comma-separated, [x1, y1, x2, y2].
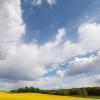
[0, 92, 98, 100]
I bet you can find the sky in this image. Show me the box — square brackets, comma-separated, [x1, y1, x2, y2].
[0, 0, 100, 90]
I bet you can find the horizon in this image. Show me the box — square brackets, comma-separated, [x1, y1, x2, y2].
[0, 0, 100, 90]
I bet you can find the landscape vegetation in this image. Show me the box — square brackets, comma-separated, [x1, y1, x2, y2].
[0, 87, 100, 100]
[10, 87, 100, 97]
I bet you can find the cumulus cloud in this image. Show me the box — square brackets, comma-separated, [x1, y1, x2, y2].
[78, 22, 100, 52]
[0, 0, 25, 59]
[0, 43, 47, 81]
[0, 27, 81, 82]
[66, 51, 100, 76]
[0, 0, 25, 41]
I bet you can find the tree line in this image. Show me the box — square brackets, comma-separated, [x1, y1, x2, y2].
[10, 87, 100, 97]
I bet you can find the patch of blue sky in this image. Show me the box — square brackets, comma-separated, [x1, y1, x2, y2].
[44, 69, 57, 77]
[21, 0, 95, 44]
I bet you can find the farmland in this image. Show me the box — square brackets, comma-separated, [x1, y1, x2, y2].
[0, 92, 98, 100]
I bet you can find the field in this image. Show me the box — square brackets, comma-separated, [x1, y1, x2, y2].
[0, 92, 99, 100]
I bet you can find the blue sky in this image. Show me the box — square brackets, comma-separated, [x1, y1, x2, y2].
[21, 0, 100, 44]
[21, 0, 93, 44]
[0, 0, 100, 90]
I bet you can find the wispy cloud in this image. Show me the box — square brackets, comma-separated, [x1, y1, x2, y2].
[25, 0, 57, 6]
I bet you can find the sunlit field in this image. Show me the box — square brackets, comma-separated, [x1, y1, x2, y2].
[0, 92, 98, 100]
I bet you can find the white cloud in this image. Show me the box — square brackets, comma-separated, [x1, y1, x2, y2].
[31, 0, 42, 6]
[78, 22, 100, 52]
[0, 43, 47, 81]
[55, 28, 66, 45]
[0, 0, 25, 41]
[0, 27, 81, 82]
[0, 0, 25, 59]
[31, 0, 56, 6]
[66, 51, 100, 77]
[47, 0, 56, 5]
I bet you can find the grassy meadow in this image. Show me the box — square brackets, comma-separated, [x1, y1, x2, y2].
[0, 92, 99, 100]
